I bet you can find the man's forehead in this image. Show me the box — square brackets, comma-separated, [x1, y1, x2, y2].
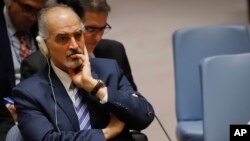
[46, 7, 76, 21]
[46, 9, 82, 36]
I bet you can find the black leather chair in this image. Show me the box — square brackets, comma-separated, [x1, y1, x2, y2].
[131, 130, 148, 141]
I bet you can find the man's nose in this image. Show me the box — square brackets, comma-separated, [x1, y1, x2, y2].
[69, 37, 78, 49]
[93, 32, 103, 42]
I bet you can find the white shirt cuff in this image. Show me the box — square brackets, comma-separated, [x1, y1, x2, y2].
[100, 91, 108, 104]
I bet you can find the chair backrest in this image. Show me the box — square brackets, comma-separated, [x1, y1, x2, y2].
[173, 24, 250, 121]
[200, 53, 250, 141]
[131, 130, 148, 141]
[6, 124, 23, 141]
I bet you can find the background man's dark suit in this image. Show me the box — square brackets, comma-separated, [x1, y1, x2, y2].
[0, 1, 3, 8]
[0, 4, 41, 141]
[0, 6, 38, 98]
[14, 58, 154, 141]
[0, 6, 16, 98]
[21, 39, 138, 90]
[0, 7, 17, 140]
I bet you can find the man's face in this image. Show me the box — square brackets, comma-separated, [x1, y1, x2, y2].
[8, 0, 47, 32]
[45, 8, 85, 72]
[83, 11, 109, 53]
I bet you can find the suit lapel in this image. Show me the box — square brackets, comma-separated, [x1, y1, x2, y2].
[86, 65, 111, 128]
[79, 87, 110, 129]
[49, 69, 80, 130]
[47, 61, 103, 130]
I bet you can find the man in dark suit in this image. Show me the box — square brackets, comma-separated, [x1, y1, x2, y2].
[13, 5, 154, 140]
[0, 0, 48, 134]
[0, 0, 48, 98]
[0, 1, 3, 8]
[21, 0, 137, 91]
[21, 39, 137, 90]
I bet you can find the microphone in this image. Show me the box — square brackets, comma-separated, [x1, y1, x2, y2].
[148, 112, 172, 141]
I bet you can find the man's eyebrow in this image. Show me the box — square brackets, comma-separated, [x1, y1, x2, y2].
[54, 27, 83, 37]
[76, 28, 84, 32]
[55, 33, 68, 37]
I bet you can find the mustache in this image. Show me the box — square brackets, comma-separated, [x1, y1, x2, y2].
[65, 49, 83, 57]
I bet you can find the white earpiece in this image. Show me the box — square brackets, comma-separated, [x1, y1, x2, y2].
[36, 35, 49, 56]
[37, 35, 60, 132]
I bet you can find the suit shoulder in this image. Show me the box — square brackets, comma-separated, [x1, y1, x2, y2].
[101, 39, 123, 45]
[90, 58, 120, 70]
[17, 70, 46, 87]
[99, 39, 125, 49]
[90, 58, 117, 65]
[21, 51, 46, 65]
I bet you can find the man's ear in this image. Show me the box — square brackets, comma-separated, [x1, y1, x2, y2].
[36, 36, 49, 57]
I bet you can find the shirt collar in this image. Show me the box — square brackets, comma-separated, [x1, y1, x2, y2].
[89, 52, 95, 58]
[3, 6, 16, 37]
[50, 59, 72, 91]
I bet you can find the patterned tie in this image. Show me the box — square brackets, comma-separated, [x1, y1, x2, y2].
[16, 33, 30, 60]
[73, 89, 91, 130]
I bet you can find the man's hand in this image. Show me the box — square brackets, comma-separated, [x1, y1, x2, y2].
[68, 45, 96, 92]
[102, 114, 125, 140]
[68, 45, 107, 101]
[7, 104, 17, 121]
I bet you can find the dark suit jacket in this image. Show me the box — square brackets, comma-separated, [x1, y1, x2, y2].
[0, 6, 38, 98]
[21, 39, 138, 91]
[0, 6, 16, 141]
[0, 7, 16, 98]
[0, 1, 4, 8]
[13, 58, 154, 141]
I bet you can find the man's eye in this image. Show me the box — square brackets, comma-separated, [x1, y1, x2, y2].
[23, 5, 34, 12]
[56, 35, 70, 43]
[85, 27, 95, 32]
[74, 31, 83, 40]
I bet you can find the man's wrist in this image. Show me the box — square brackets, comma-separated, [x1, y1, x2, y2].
[90, 80, 105, 96]
[82, 79, 98, 92]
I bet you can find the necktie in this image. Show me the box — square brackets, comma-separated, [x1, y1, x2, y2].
[16, 33, 30, 60]
[73, 89, 91, 130]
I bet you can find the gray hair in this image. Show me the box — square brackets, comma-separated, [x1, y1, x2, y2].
[37, 4, 83, 39]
